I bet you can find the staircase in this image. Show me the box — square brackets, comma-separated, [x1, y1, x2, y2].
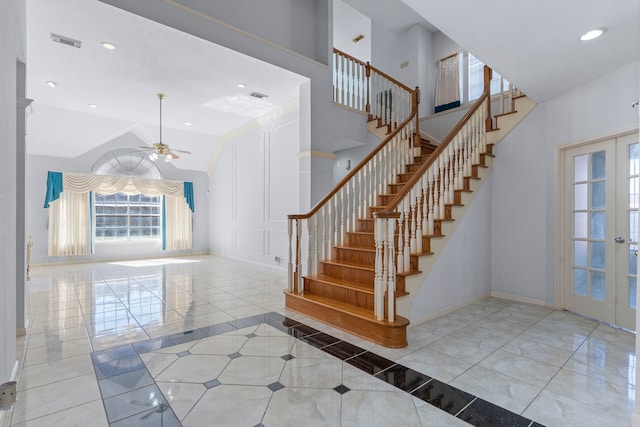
[285, 52, 535, 347]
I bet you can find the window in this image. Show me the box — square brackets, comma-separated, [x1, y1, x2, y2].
[461, 52, 511, 104]
[95, 193, 162, 241]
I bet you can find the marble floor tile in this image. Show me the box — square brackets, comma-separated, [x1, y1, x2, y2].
[263, 387, 341, 426]
[545, 368, 634, 414]
[478, 350, 560, 388]
[237, 335, 295, 357]
[397, 347, 473, 383]
[412, 396, 470, 427]
[9, 399, 108, 427]
[343, 362, 399, 392]
[154, 354, 231, 383]
[181, 384, 272, 427]
[139, 352, 179, 377]
[188, 334, 248, 355]
[342, 389, 423, 427]
[519, 325, 588, 351]
[11, 374, 101, 424]
[501, 336, 575, 367]
[156, 381, 206, 421]
[217, 355, 286, 386]
[18, 354, 95, 391]
[523, 389, 630, 427]
[427, 335, 496, 364]
[449, 365, 541, 414]
[564, 349, 636, 387]
[98, 368, 155, 399]
[279, 357, 343, 388]
[23, 338, 92, 367]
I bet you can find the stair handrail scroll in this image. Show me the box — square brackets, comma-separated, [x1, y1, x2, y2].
[373, 66, 495, 322]
[288, 50, 420, 309]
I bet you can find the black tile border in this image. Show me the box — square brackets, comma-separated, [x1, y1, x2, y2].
[90, 311, 544, 427]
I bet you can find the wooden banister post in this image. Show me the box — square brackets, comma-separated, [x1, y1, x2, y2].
[484, 65, 493, 131]
[366, 62, 371, 118]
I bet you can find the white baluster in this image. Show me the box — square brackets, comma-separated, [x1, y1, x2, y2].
[416, 180, 423, 254]
[403, 197, 411, 272]
[374, 217, 384, 321]
[410, 187, 417, 253]
[396, 207, 404, 273]
[387, 217, 396, 322]
[427, 170, 434, 236]
[295, 219, 302, 294]
[438, 155, 445, 220]
[448, 144, 455, 204]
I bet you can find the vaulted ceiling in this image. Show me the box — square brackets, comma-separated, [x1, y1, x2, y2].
[26, 0, 307, 172]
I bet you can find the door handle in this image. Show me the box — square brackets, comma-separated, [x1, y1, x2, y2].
[615, 236, 626, 243]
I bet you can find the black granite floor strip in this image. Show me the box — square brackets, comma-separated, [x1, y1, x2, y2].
[89, 311, 545, 427]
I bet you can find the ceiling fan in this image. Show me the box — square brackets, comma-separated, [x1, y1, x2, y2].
[138, 93, 191, 162]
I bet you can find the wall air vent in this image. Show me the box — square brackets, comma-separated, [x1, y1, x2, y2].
[50, 33, 82, 48]
[352, 34, 365, 43]
[250, 92, 268, 99]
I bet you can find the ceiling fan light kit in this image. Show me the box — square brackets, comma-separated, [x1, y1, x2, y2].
[139, 93, 192, 162]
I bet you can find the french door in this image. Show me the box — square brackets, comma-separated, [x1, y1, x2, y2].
[563, 132, 639, 330]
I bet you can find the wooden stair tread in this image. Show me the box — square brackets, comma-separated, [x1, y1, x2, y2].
[494, 110, 518, 118]
[305, 275, 374, 294]
[286, 292, 409, 327]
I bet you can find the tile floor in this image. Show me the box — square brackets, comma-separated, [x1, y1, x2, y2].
[2, 255, 636, 426]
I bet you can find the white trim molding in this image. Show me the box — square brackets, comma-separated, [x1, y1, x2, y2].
[296, 150, 336, 160]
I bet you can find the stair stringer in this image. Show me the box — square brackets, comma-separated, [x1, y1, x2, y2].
[396, 96, 536, 324]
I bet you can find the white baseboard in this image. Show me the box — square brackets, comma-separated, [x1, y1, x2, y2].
[490, 291, 556, 309]
[409, 293, 491, 327]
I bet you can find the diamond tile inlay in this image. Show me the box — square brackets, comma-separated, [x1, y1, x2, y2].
[177, 350, 191, 357]
[204, 379, 221, 389]
[228, 352, 242, 359]
[246, 333, 258, 338]
[333, 384, 351, 394]
[267, 381, 285, 392]
[281, 354, 295, 361]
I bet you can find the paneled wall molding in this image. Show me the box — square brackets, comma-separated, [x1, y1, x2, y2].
[206, 100, 300, 175]
[296, 150, 336, 160]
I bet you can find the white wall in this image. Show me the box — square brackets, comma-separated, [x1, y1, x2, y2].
[0, 0, 20, 384]
[26, 132, 210, 265]
[410, 174, 494, 319]
[370, 23, 437, 118]
[209, 108, 300, 268]
[491, 60, 640, 304]
[99, 0, 343, 210]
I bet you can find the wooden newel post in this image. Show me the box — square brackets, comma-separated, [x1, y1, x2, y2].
[484, 65, 493, 131]
[365, 62, 371, 118]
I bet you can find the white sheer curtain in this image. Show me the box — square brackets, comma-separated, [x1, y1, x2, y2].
[48, 191, 92, 256]
[164, 195, 193, 251]
[46, 172, 193, 256]
[435, 52, 461, 112]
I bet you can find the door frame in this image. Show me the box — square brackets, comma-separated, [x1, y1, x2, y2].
[556, 127, 640, 323]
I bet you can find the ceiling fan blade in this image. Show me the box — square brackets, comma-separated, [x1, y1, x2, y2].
[137, 146, 154, 151]
[172, 149, 192, 154]
[168, 152, 180, 159]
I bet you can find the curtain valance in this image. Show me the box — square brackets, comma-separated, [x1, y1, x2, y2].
[44, 171, 194, 212]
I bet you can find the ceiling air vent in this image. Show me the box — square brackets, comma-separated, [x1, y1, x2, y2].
[250, 92, 268, 99]
[50, 33, 82, 48]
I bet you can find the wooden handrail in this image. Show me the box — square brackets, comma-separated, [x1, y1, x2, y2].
[334, 48, 415, 94]
[381, 66, 492, 212]
[333, 47, 367, 67]
[288, 109, 417, 221]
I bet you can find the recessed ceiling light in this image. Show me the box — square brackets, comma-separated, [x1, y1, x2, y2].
[46, 81, 57, 87]
[101, 42, 117, 50]
[580, 28, 606, 41]
[183, 122, 192, 126]
[88, 104, 97, 109]
[237, 83, 247, 88]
